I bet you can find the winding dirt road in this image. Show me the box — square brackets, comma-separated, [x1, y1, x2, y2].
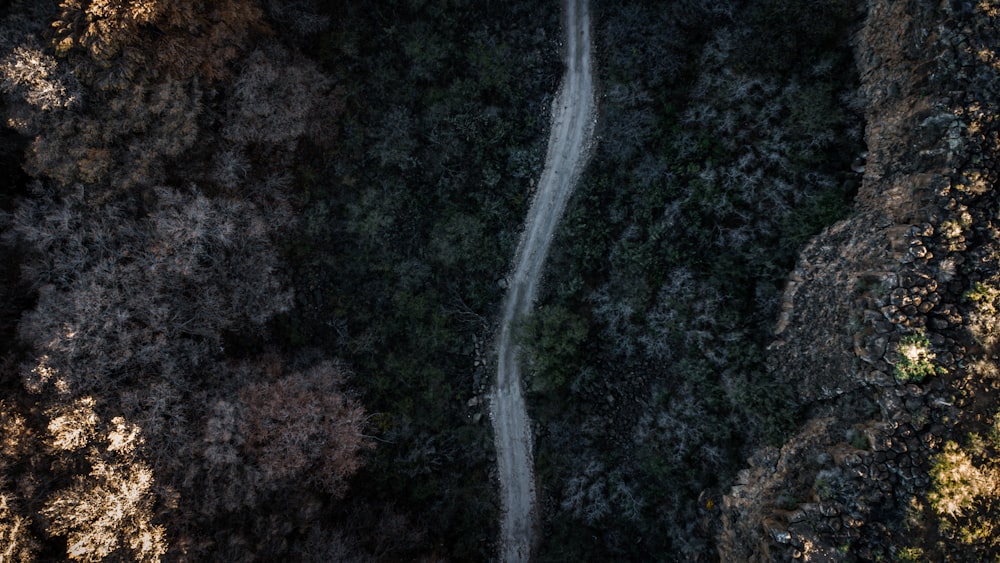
[489, 0, 595, 560]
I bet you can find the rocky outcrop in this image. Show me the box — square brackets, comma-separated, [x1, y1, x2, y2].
[720, 0, 1000, 559]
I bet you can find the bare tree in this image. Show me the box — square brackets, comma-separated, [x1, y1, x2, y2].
[42, 401, 167, 563]
[12, 185, 292, 395]
[237, 359, 370, 496]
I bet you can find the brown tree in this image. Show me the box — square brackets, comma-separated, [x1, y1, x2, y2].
[51, 0, 267, 82]
[237, 358, 370, 496]
[21, 78, 201, 190]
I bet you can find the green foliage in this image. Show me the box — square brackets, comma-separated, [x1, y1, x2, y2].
[965, 280, 1000, 350]
[777, 493, 800, 511]
[522, 305, 590, 393]
[737, 0, 861, 75]
[848, 429, 870, 451]
[926, 435, 1000, 553]
[965, 281, 1000, 309]
[779, 182, 854, 251]
[731, 366, 800, 446]
[893, 333, 944, 383]
[531, 0, 863, 559]
[0, 0, 875, 558]
[895, 547, 924, 562]
[291, 1, 561, 558]
[814, 474, 834, 501]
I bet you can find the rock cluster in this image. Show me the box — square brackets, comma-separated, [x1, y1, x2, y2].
[720, 0, 1000, 559]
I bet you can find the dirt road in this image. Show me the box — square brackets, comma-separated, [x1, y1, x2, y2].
[489, 0, 595, 560]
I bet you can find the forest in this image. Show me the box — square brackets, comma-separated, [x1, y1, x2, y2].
[0, 0, 996, 561]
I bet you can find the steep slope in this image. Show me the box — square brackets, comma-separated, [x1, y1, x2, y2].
[720, 1, 1000, 559]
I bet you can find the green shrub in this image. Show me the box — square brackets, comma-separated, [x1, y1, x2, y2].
[893, 332, 944, 383]
[895, 547, 924, 562]
[847, 429, 869, 450]
[522, 305, 590, 393]
[964, 281, 1000, 312]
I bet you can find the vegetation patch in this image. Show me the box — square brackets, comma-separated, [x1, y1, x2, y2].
[893, 332, 944, 384]
[528, 0, 864, 558]
[924, 425, 1000, 552]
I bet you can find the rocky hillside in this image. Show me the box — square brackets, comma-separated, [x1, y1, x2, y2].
[720, 0, 1000, 560]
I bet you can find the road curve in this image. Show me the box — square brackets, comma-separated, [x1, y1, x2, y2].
[489, 0, 595, 560]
